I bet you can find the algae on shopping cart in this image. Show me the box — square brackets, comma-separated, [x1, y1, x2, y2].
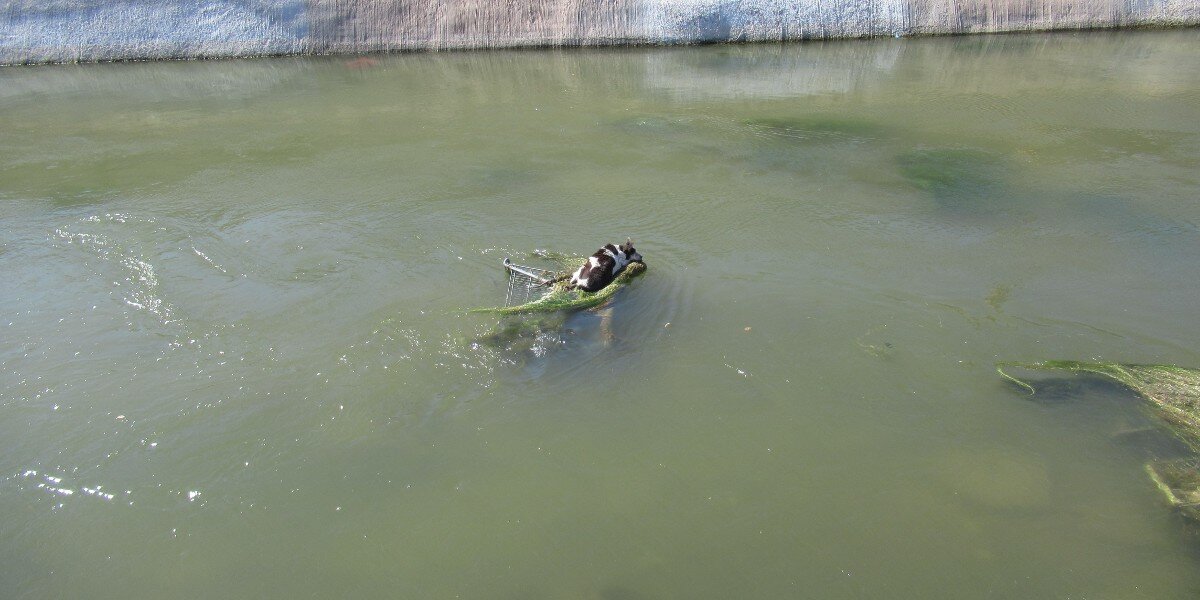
[473, 260, 647, 315]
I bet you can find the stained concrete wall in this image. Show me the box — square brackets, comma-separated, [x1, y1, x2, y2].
[1, 0, 1197, 64]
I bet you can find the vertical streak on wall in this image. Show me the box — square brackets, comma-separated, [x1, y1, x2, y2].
[0, 0, 1197, 64]
[304, 0, 645, 51]
[906, 0, 1196, 32]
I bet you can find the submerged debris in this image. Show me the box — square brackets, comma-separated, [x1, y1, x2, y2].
[998, 360, 1200, 525]
[997, 361, 1200, 447]
[1146, 458, 1200, 524]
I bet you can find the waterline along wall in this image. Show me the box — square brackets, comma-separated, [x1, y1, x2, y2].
[1, 0, 1197, 64]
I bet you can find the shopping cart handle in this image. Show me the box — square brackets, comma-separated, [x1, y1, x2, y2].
[503, 257, 552, 284]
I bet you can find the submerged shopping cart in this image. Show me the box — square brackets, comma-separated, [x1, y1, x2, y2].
[473, 254, 645, 315]
[501, 257, 559, 308]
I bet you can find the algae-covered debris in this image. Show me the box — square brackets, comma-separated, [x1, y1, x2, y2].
[996, 361, 1200, 448]
[1146, 459, 1200, 525]
[473, 261, 647, 315]
[998, 360, 1200, 525]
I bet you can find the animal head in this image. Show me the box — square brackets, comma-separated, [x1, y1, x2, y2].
[620, 238, 643, 263]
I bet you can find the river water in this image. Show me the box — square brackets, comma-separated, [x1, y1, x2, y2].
[2, 30, 1199, 599]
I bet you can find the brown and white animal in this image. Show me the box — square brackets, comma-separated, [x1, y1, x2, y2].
[568, 239, 643, 293]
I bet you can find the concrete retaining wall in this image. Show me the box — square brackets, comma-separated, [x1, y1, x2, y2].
[2, 0, 1197, 64]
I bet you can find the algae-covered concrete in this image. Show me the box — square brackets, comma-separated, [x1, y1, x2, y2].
[2, 0, 1197, 64]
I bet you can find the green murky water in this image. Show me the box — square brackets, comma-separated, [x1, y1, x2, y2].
[2, 30, 1200, 598]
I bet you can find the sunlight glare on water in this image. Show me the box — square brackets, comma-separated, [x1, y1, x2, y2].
[1, 30, 1200, 598]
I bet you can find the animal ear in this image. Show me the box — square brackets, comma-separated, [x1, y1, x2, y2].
[626, 237, 634, 247]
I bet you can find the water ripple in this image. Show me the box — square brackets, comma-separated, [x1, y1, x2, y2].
[53, 214, 176, 325]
